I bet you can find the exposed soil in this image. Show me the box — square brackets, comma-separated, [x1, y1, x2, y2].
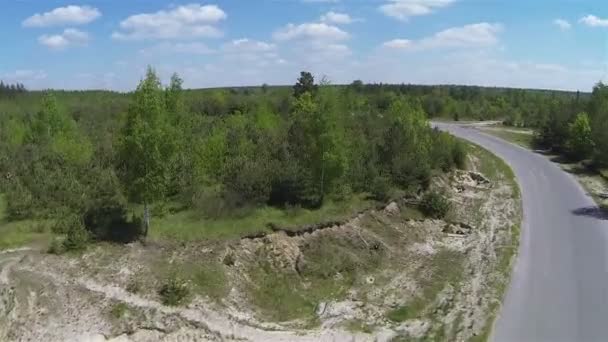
[0, 155, 520, 341]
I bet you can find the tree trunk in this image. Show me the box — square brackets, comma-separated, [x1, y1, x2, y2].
[143, 202, 150, 237]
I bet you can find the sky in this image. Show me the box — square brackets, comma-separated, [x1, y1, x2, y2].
[2, 0, 608, 91]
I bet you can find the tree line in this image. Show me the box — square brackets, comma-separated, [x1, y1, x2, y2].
[0, 69, 466, 245]
[0, 81, 27, 98]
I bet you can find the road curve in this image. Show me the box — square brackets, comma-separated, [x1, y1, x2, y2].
[436, 123, 608, 342]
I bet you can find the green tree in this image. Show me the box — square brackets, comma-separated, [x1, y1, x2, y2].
[293, 71, 318, 98]
[117, 67, 176, 236]
[165, 72, 184, 116]
[566, 112, 594, 161]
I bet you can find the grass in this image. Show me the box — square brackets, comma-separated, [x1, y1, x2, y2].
[149, 194, 374, 242]
[468, 143, 519, 197]
[109, 302, 129, 319]
[463, 142, 522, 342]
[0, 194, 52, 250]
[387, 250, 464, 322]
[478, 127, 534, 149]
[180, 261, 228, 301]
[248, 232, 384, 323]
[343, 319, 375, 334]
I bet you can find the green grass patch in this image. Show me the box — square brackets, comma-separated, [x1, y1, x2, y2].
[480, 128, 534, 149]
[0, 195, 52, 250]
[248, 262, 318, 322]
[109, 302, 129, 319]
[248, 232, 384, 323]
[467, 143, 519, 198]
[343, 319, 375, 334]
[387, 250, 464, 322]
[180, 261, 228, 301]
[149, 194, 374, 242]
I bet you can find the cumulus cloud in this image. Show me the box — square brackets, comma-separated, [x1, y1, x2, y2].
[320, 11, 354, 25]
[140, 42, 215, 55]
[112, 4, 226, 41]
[383, 23, 502, 50]
[379, 0, 455, 21]
[223, 38, 276, 52]
[383, 39, 413, 49]
[580, 15, 608, 27]
[23, 5, 101, 27]
[273, 22, 349, 41]
[38, 28, 90, 49]
[553, 19, 571, 31]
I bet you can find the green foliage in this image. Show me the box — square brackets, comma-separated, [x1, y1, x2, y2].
[159, 275, 191, 306]
[566, 112, 594, 160]
[47, 237, 64, 254]
[109, 303, 129, 319]
[293, 71, 318, 98]
[420, 191, 451, 219]
[1, 69, 471, 246]
[60, 215, 90, 252]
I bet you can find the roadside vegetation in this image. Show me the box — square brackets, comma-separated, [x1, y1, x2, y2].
[0, 69, 466, 250]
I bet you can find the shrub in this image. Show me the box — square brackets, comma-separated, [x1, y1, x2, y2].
[370, 175, 392, 202]
[47, 237, 64, 255]
[452, 141, 467, 169]
[159, 275, 190, 306]
[110, 303, 129, 319]
[419, 191, 451, 219]
[59, 215, 90, 252]
[83, 199, 143, 243]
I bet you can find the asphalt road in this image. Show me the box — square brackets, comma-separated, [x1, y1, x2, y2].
[436, 123, 608, 342]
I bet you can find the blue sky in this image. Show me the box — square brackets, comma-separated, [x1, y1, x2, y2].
[2, 0, 608, 91]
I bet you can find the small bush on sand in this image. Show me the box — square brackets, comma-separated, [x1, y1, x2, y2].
[159, 275, 190, 306]
[420, 191, 451, 219]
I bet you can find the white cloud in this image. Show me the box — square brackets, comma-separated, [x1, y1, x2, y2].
[383, 23, 502, 50]
[2, 69, 48, 81]
[112, 4, 226, 41]
[553, 19, 571, 31]
[23, 5, 101, 27]
[379, 0, 455, 21]
[38, 28, 90, 49]
[580, 15, 608, 27]
[273, 22, 349, 41]
[320, 11, 354, 25]
[383, 39, 413, 49]
[140, 42, 215, 55]
[223, 38, 276, 52]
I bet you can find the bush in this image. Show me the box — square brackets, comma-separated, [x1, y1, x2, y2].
[370, 175, 392, 202]
[159, 275, 190, 306]
[419, 191, 451, 219]
[59, 215, 90, 252]
[47, 237, 64, 254]
[83, 199, 143, 243]
[452, 141, 467, 169]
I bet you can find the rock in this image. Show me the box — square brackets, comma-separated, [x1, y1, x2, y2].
[396, 319, 431, 339]
[316, 302, 328, 316]
[469, 171, 490, 184]
[384, 202, 400, 215]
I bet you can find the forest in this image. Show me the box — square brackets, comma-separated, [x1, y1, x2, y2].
[1, 66, 602, 250]
[0, 69, 470, 248]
